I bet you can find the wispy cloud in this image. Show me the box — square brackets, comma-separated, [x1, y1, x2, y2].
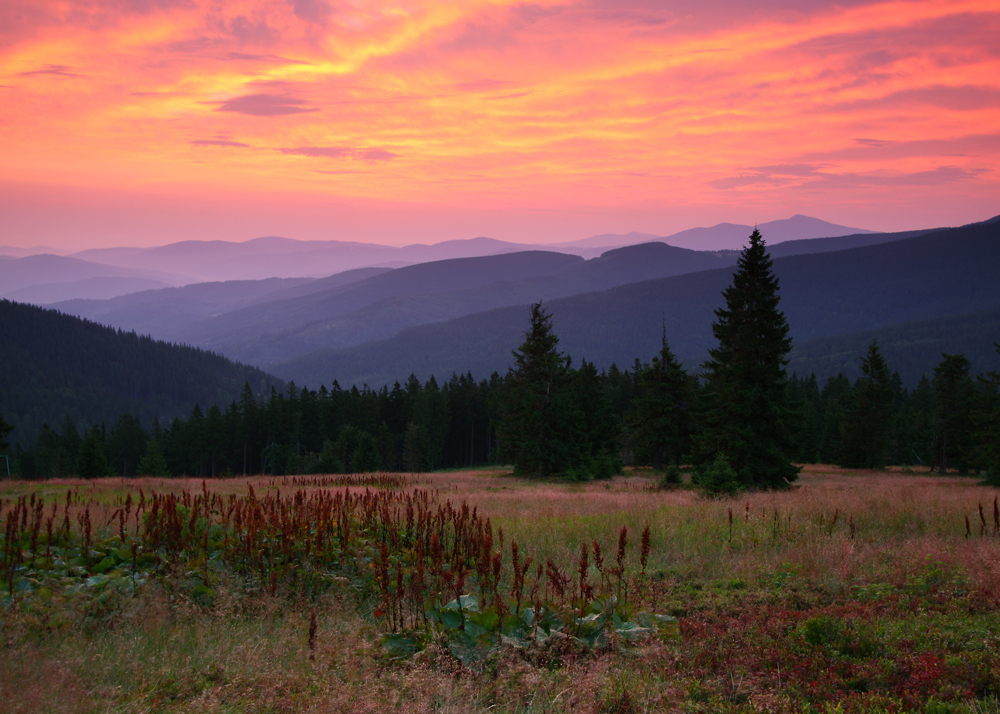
[711, 165, 987, 190]
[216, 93, 318, 116]
[2, 0, 999, 242]
[279, 146, 398, 162]
[190, 139, 251, 148]
[18, 64, 79, 77]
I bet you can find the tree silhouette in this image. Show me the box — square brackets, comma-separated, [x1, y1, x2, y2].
[698, 229, 799, 489]
[0, 401, 13, 452]
[933, 353, 975, 472]
[629, 334, 695, 470]
[837, 340, 895, 469]
[498, 302, 574, 476]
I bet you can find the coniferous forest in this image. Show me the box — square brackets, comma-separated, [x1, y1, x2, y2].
[3, 235, 999, 487]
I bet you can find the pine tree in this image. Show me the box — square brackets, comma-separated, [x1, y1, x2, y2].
[933, 353, 975, 472]
[138, 439, 170, 476]
[76, 425, 109, 479]
[837, 340, 894, 469]
[697, 228, 799, 489]
[498, 302, 574, 476]
[568, 359, 621, 479]
[975, 343, 1000, 482]
[629, 334, 695, 470]
[0, 400, 13, 452]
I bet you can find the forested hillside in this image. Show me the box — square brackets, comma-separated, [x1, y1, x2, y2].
[53, 268, 386, 336]
[787, 310, 1000, 385]
[277, 220, 1000, 388]
[0, 300, 282, 446]
[52, 245, 735, 369]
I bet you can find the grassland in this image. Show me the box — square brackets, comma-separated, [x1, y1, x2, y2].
[2, 466, 1000, 713]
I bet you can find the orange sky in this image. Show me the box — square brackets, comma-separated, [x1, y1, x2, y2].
[1, 0, 998, 249]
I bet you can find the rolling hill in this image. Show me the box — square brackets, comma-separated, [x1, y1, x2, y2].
[0, 300, 283, 446]
[52, 223, 905, 371]
[786, 310, 1000, 386]
[52, 268, 388, 337]
[0, 254, 186, 304]
[270, 219, 1000, 389]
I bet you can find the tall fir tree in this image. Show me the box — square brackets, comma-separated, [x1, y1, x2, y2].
[697, 228, 800, 489]
[975, 343, 1000, 482]
[933, 353, 975, 472]
[498, 302, 574, 476]
[837, 340, 894, 469]
[629, 333, 695, 470]
[568, 359, 621, 479]
[0, 400, 13, 452]
[76, 425, 109, 479]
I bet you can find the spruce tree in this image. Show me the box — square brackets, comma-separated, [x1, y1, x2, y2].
[498, 302, 573, 476]
[629, 334, 695, 470]
[0, 401, 13, 452]
[569, 359, 620, 479]
[933, 353, 975, 472]
[975, 343, 1000, 482]
[76, 425, 109, 479]
[837, 340, 894, 469]
[138, 439, 170, 476]
[698, 228, 799, 489]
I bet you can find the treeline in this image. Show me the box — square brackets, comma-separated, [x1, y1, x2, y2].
[0, 299, 282, 447]
[5, 335, 998, 482]
[2, 231, 999, 483]
[787, 345, 1000, 473]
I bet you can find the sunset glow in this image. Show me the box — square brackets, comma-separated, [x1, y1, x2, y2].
[2, 0, 998, 248]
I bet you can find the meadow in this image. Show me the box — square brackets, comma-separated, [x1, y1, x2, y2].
[2, 466, 999, 713]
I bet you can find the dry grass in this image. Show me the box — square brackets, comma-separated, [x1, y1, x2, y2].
[3, 466, 1000, 713]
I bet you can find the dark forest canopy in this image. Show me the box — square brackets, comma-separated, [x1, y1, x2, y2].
[6, 326, 999, 484]
[0, 299, 282, 447]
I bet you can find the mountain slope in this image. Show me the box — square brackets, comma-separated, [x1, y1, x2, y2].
[553, 216, 873, 251]
[0, 254, 187, 301]
[5, 276, 172, 305]
[787, 310, 1000, 387]
[52, 268, 388, 336]
[56, 214, 872, 284]
[271, 220, 1000, 388]
[159, 251, 584, 364]
[0, 300, 283, 446]
[69, 235, 559, 283]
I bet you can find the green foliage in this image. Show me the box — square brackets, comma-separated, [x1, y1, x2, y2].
[838, 340, 895, 469]
[1, 299, 282, 449]
[498, 302, 574, 476]
[137, 440, 170, 477]
[802, 615, 843, 646]
[627, 333, 696, 470]
[933, 354, 976, 472]
[0, 400, 13, 452]
[698, 229, 800, 489]
[693, 453, 740, 496]
[76, 426, 109, 479]
[659, 465, 683, 487]
[974, 344, 1000, 481]
[498, 303, 619, 479]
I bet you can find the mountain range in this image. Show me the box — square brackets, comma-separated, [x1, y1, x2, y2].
[5, 215, 871, 304]
[3, 212, 998, 446]
[267, 218, 1000, 389]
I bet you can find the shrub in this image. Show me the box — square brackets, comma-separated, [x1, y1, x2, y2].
[693, 453, 740, 495]
[659, 466, 683, 487]
[802, 615, 842, 646]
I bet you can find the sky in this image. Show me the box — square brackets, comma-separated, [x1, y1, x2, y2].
[1, 0, 998, 250]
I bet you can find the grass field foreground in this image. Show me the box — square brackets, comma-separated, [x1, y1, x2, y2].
[2, 466, 1000, 713]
